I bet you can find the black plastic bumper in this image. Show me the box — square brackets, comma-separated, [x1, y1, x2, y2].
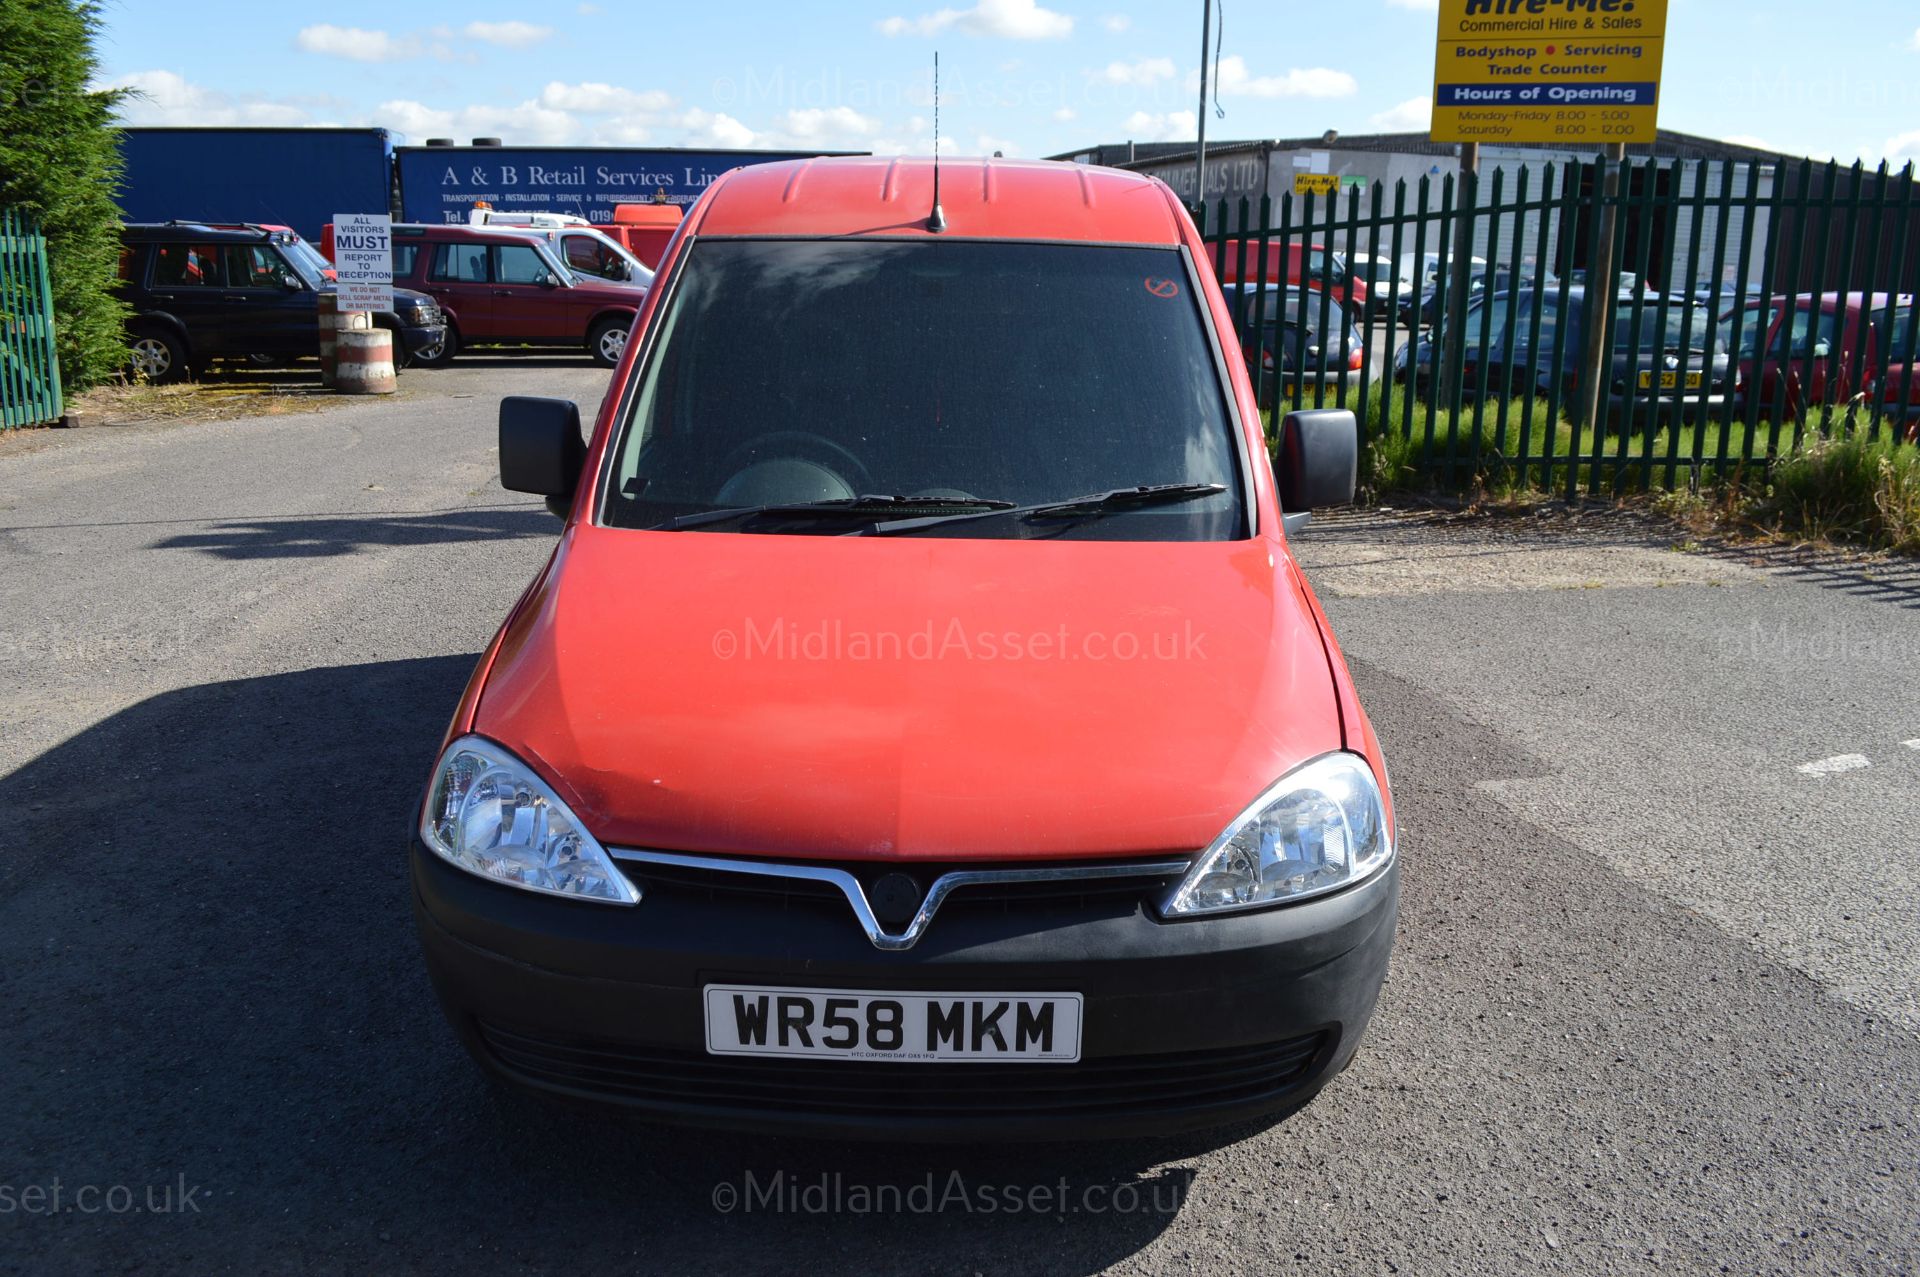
[394, 321, 447, 356]
[411, 837, 1399, 1141]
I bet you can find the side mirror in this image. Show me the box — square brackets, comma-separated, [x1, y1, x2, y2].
[537, 272, 560, 289]
[1275, 408, 1357, 534]
[1813, 338, 1832, 359]
[280, 274, 303, 290]
[499, 396, 585, 518]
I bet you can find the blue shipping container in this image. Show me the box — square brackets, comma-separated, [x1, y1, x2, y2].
[395, 146, 857, 225]
[117, 128, 395, 244]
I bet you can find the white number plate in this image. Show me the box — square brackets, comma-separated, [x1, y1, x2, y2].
[703, 985, 1083, 1063]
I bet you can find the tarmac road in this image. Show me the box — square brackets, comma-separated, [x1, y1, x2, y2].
[0, 357, 1914, 1275]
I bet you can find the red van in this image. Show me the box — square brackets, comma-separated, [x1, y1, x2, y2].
[605, 203, 684, 270]
[411, 157, 1394, 1140]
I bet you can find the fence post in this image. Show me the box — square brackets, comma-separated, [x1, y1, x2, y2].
[1440, 143, 1480, 422]
[1575, 142, 1627, 445]
[0, 209, 65, 430]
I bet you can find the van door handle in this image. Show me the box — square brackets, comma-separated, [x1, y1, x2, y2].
[491, 289, 517, 297]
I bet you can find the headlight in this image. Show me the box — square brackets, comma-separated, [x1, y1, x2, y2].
[1161, 753, 1391, 917]
[419, 735, 639, 905]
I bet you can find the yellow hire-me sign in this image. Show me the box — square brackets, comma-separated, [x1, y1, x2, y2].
[1429, 0, 1669, 145]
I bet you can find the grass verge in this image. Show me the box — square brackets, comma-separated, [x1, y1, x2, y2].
[1749, 431, 1920, 555]
[72, 364, 341, 427]
[1264, 384, 1920, 556]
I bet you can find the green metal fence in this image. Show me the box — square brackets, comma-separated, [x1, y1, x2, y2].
[0, 209, 64, 430]
[1198, 158, 1920, 497]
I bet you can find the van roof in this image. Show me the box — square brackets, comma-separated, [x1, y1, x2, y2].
[390, 223, 553, 243]
[692, 156, 1184, 245]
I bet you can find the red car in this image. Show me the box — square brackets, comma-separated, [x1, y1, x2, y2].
[381, 224, 646, 367]
[1719, 292, 1903, 423]
[411, 156, 1393, 1140]
[1211, 239, 1370, 312]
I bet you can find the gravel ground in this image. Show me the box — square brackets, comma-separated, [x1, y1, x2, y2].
[0, 359, 1913, 1275]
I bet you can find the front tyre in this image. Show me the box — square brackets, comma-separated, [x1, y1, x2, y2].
[412, 324, 459, 369]
[128, 325, 189, 384]
[588, 315, 631, 369]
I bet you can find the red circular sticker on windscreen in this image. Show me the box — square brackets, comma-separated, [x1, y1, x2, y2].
[1144, 277, 1179, 298]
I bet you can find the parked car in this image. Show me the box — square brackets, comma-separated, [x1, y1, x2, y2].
[1347, 252, 1407, 319]
[1210, 239, 1370, 312]
[384, 223, 646, 367]
[1398, 251, 1487, 285]
[1401, 269, 1558, 330]
[1394, 286, 1727, 428]
[1566, 269, 1639, 293]
[1717, 292, 1903, 423]
[116, 221, 445, 383]
[196, 223, 336, 281]
[1221, 283, 1365, 402]
[463, 209, 654, 286]
[1869, 297, 1917, 440]
[412, 156, 1394, 1140]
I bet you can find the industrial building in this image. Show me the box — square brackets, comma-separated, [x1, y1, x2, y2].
[1051, 131, 1914, 296]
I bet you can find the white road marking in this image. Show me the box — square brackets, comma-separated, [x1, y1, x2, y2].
[1903, 739, 1920, 751]
[1797, 754, 1872, 777]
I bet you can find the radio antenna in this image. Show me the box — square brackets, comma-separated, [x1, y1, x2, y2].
[928, 51, 946, 232]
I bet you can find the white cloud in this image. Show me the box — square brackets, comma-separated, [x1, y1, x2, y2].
[675, 108, 758, 149]
[977, 133, 1021, 155]
[879, 0, 1073, 40]
[295, 24, 418, 62]
[110, 65, 919, 155]
[1370, 95, 1432, 131]
[376, 97, 580, 145]
[1386, 0, 1438, 9]
[106, 69, 316, 127]
[295, 20, 550, 61]
[1122, 109, 1198, 143]
[1212, 55, 1357, 99]
[538, 81, 673, 114]
[1910, 26, 1920, 50]
[1094, 57, 1176, 86]
[1052, 106, 1077, 121]
[463, 21, 553, 49]
[1101, 14, 1132, 32]
[577, 3, 602, 12]
[1886, 131, 1920, 164]
[698, 106, 887, 152]
[773, 106, 883, 143]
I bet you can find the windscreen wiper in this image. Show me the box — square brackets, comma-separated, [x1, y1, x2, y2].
[862, 483, 1228, 536]
[655, 494, 1014, 532]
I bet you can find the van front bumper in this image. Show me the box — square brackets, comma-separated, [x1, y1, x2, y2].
[411, 837, 1399, 1141]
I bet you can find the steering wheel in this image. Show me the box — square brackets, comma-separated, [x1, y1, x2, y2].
[718, 431, 875, 496]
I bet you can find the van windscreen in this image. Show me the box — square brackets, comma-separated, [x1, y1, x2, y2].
[602, 239, 1247, 540]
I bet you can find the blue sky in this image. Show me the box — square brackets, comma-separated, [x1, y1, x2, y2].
[94, 0, 1920, 166]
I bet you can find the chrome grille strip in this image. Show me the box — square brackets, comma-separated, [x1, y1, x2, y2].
[607, 848, 1191, 951]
